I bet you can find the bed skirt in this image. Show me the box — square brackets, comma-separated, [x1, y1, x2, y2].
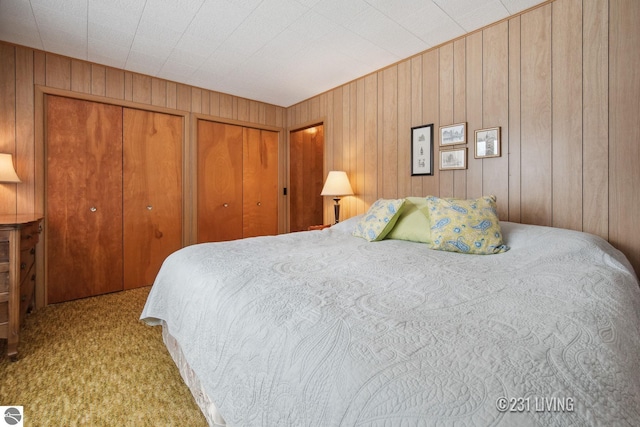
[161, 321, 227, 427]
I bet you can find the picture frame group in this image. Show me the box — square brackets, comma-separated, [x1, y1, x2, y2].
[412, 123, 502, 173]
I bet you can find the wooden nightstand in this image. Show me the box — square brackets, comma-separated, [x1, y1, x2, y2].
[307, 224, 331, 231]
[0, 214, 43, 360]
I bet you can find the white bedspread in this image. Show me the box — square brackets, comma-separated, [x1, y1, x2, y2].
[141, 219, 640, 426]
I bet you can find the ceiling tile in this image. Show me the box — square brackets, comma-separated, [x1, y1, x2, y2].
[433, 0, 509, 32]
[0, 1, 42, 48]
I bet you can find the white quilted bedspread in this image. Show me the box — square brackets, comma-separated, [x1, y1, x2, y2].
[141, 219, 640, 426]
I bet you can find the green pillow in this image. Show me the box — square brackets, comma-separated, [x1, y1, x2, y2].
[385, 197, 431, 243]
[353, 198, 406, 242]
[426, 195, 509, 254]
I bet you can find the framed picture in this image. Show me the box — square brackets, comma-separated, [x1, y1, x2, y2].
[474, 127, 501, 158]
[411, 124, 433, 176]
[439, 122, 466, 146]
[440, 148, 467, 170]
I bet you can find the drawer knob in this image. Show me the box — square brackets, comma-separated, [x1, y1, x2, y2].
[30, 247, 35, 255]
[147, 205, 153, 210]
[90, 207, 97, 212]
[223, 203, 229, 208]
[257, 202, 261, 206]
[21, 262, 26, 270]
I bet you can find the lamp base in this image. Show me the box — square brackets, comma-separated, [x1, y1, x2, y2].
[332, 198, 341, 224]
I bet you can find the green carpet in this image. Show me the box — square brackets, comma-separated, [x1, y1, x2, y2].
[0, 287, 207, 426]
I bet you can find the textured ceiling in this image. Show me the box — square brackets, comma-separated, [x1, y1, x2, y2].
[0, 0, 545, 107]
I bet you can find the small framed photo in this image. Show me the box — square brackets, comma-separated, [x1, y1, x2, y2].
[440, 148, 467, 170]
[439, 122, 466, 146]
[411, 124, 434, 176]
[474, 127, 501, 158]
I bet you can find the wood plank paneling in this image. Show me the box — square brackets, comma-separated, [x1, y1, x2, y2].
[466, 32, 483, 200]
[583, 0, 609, 240]
[15, 46, 34, 214]
[364, 74, 378, 207]
[70, 60, 91, 94]
[382, 66, 398, 199]
[610, 0, 640, 274]
[439, 43, 455, 197]
[397, 60, 411, 198]
[0, 44, 16, 215]
[45, 54, 71, 90]
[105, 68, 124, 99]
[508, 16, 522, 222]
[422, 50, 439, 197]
[552, 0, 583, 231]
[132, 74, 152, 104]
[520, 4, 552, 226]
[482, 22, 510, 219]
[91, 64, 106, 97]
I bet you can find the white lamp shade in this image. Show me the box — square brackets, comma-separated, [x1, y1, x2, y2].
[320, 171, 353, 196]
[0, 153, 21, 183]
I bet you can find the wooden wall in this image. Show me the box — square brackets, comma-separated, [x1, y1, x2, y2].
[0, 42, 286, 227]
[287, 0, 640, 275]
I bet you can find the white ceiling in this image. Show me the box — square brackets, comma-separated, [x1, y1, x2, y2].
[0, 0, 545, 107]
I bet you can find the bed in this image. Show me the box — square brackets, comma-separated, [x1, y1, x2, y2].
[141, 200, 640, 426]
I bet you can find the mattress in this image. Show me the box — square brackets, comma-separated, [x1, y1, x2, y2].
[141, 217, 640, 426]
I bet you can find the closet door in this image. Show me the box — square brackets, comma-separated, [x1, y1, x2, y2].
[123, 108, 183, 289]
[197, 121, 243, 242]
[243, 128, 279, 238]
[46, 96, 123, 303]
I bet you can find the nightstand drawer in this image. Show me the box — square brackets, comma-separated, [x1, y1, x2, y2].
[0, 299, 7, 324]
[0, 269, 8, 293]
[0, 239, 8, 261]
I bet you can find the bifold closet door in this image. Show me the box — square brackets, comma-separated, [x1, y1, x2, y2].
[197, 121, 243, 242]
[243, 128, 279, 238]
[123, 108, 183, 289]
[46, 96, 124, 303]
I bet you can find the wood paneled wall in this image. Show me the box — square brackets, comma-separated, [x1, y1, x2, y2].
[0, 42, 286, 222]
[287, 0, 640, 275]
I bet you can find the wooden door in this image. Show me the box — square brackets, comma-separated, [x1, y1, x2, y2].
[243, 128, 279, 238]
[289, 125, 324, 231]
[197, 121, 243, 242]
[123, 108, 183, 289]
[46, 96, 123, 303]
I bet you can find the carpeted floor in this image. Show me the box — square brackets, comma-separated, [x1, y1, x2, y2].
[0, 287, 208, 426]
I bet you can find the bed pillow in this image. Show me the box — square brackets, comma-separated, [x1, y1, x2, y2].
[385, 197, 431, 243]
[426, 195, 509, 254]
[353, 198, 406, 242]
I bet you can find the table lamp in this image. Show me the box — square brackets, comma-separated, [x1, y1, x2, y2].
[320, 171, 353, 224]
[0, 153, 21, 183]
